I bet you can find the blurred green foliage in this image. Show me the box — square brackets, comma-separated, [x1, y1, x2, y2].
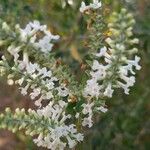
[0, 0, 149, 149]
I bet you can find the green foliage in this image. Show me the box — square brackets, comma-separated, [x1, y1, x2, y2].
[0, 108, 52, 136]
[0, 0, 149, 149]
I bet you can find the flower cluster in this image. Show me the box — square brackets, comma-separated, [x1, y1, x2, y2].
[0, 2, 141, 150]
[18, 20, 60, 53]
[81, 102, 94, 127]
[34, 101, 83, 150]
[0, 20, 70, 107]
[83, 8, 141, 100]
[0, 19, 82, 149]
[15, 61, 69, 107]
[80, 0, 102, 13]
[81, 100, 108, 128]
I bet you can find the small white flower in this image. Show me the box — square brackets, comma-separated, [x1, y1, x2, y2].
[79, 2, 90, 13]
[128, 56, 141, 70]
[20, 84, 30, 96]
[82, 102, 94, 115]
[103, 84, 114, 97]
[29, 20, 46, 31]
[56, 85, 69, 97]
[83, 79, 101, 97]
[74, 133, 84, 142]
[120, 75, 135, 87]
[80, 0, 102, 13]
[58, 100, 67, 108]
[92, 60, 104, 70]
[7, 45, 22, 62]
[81, 102, 94, 128]
[95, 46, 107, 57]
[26, 63, 39, 74]
[82, 116, 93, 128]
[90, 0, 102, 9]
[44, 30, 60, 40]
[37, 67, 52, 78]
[66, 136, 76, 149]
[45, 80, 55, 90]
[19, 20, 59, 53]
[45, 91, 53, 99]
[35, 102, 83, 149]
[35, 98, 43, 107]
[97, 106, 108, 113]
[30, 88, 41, 99]
[75, 113, 80, 119]
[34, 36, 53, 53]
[117, 81, 130, 94]
[16, 78, 24, 86]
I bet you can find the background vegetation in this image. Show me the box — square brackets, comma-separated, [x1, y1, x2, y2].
[0, 0, 149, 149]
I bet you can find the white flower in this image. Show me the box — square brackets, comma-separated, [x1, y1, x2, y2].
[83, 9, 141, 99]
[34, 102, 84, 150]
[90, 70, 106, 81]
[37, 67, 52, 78]
[79, 2, 90, 13]
[56, 84, 69, 97]
[97, 106, 108, 113]
[35, 97, 43, 107]
[16, 77, 24, 86]
[90, 0, 102, 9]
[92, 60, 103, 70]
[20, 84, 30, 96]
[7, 45, 22, 62]
[45, 80, 55, 90]
[120, 75, 135, 87]
[80, 0, 102, 13]
[59, 100, 68, 108]
[18, 60, 28, 70]
[30, 88, 41, 99]
[44, 30, 60, 40]
[90, 60, 107, 80]
[95, 46, 107, 57]
[34, 35, 53, 53]
[117, 81, 130, 94]
[26, 62, 39, 74]
[66, 136, 76, 149]
[82, 102, 94, 115]
[75, 113, 80, 119]
[10, 60, 59, 105]
[19, 24, 33, 41]
[44, 91, 54, 99]
[83, 79, 101, 97]
[29, 20, 46, 31]
[18, 20, 60, 53]
[127, 56, 141, 70]
[82, 116, 93, 128]
[74, 133, 84, 142]
[20, 20, 44, 40]
[81, 102, 94, 128]
[103, 84, 114, 97]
